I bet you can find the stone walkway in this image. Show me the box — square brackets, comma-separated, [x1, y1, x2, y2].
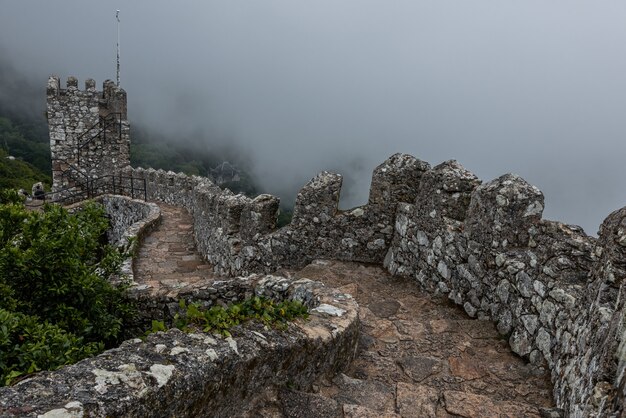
[277, 260, 555, 418]
[134, 204, 216, 297]
[135, 205, 556, 417]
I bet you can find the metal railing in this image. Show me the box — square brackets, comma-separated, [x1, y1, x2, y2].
[51, 112, 125, 204]
[91, 174, 147, 201]
[55, 158, 89, 183]
[76, 113, 122, 166]
[26, 174, 146, 207]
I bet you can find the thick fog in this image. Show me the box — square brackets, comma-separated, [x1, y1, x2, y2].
[1, 1, 625, 235]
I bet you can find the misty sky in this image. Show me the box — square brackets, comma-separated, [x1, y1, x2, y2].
[1, 1, 625, 235]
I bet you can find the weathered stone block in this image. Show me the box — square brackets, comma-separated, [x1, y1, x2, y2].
[368, 153, 430, 206]
[415, 160, 481, 223]
[465, 174, 544, 248]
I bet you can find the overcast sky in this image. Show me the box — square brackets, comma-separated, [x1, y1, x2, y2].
[1, 1, 625, 235]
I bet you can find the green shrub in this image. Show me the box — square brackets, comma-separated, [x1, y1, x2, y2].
[0, 309, 102, 385]
[0, 200, 134, 386]
[148, 296, 309, 338]
[0, 148, 50, 191]
[0, 188, 25, 205]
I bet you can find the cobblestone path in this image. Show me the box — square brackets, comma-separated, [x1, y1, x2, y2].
[135, 205, 556, 417]
[134, 204, 217, 297]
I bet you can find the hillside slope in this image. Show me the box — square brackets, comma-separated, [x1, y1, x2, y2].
[0, 148, 50, 191]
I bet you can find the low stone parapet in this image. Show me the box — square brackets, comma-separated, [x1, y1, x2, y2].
[67, 194, 162, 285]
[0, 275, 359, 417]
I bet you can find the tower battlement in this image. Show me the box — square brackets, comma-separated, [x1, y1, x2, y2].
[47, 75, 130, 196]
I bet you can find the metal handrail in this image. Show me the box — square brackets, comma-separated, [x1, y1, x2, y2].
[75, 112, 121, 147]
[77, 113, 122, 166]
[53, 158, 90, 187]
[50, 113, 131, 206]
[25, 184, 89, 207]
[28, 175, 147, 207]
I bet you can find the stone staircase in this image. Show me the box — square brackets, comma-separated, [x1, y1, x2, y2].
[134, 205, 559, 417]
[134, 204, 218, 297]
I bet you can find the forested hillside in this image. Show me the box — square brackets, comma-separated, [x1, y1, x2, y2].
[0, 64, 259, 197]
[0, 115, 51, 191]
[0, 148, 49, 190]
[130, 127, 258, 197]
[0, 111, 258, 197]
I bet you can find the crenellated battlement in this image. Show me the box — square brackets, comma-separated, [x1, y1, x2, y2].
[47, 76, 127, 117]
[122, 153, 425, 276]
[47, 75, 130, 197]
[118, 153, 626, 416]
[42, 74, 626, 417]
[46, 75, 97, 95]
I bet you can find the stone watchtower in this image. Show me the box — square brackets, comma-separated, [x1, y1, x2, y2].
[47, 76, 130, 197]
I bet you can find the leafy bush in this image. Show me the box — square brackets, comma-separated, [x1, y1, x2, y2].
[0, 200, 134, 386]
[0, 309, 102, 386]
[0, 188, 25, 205]
[147, 296, 309, 338]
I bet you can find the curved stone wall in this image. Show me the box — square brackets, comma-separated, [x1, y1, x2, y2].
[43, 74, 626, 415]
[121, 153, 427, 276]
[385, 160, 623, 417]
[73, 155, 626, 416]
[67, 195, 161, 284]
[0, 275, 359, 417]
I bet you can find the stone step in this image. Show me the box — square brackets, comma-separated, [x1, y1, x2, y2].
[442, 390, 552, 418]
[342, 404, 401, 418]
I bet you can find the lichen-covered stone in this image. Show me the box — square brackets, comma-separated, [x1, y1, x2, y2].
[0, 276, 359, 417]
[415, 160, 481, 223]
[465, 174, 544, 248]
[44, 86, 626, 416]
[368, 153, 430, 206]
[383, 159, 626, 416]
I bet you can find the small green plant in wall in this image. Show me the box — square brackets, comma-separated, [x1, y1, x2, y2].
[147, 296, 309, 338]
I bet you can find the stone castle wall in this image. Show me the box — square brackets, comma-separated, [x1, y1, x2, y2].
[120, 153, 427, 276]
[0, 273, 359, 417]
[44, 75, 626, 416]
[116, 156, 626, 417]
[47, 76, 130, 194]
[382, 160, 626, 417]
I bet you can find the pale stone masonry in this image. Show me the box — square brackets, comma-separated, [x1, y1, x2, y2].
[26, 75, 626, 416]
[47, 76, 130, 196]
[121, 155, 626, 416]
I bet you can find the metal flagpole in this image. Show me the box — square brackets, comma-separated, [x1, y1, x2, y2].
[116, 10, 121, 86]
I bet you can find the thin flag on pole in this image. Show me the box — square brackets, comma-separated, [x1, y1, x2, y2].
[116, 10, 121, 86]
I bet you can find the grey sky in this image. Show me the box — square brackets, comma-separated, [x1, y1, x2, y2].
[1, 1, 625, 235]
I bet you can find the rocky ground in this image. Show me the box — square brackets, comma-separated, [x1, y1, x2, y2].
[135, 204, 557, 417]
[275, 260, 556, 418]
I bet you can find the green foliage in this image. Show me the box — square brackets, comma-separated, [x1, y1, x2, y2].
[0, 200, 134, 386]
[130, 125, 260, 198]
[0, 112, 51, 191]
[130, 127, 221, 180]
[147, 296, 308, 338]
[0, 309, 102, 386]
[0, 116, 51, 175]
[0, 188, 25, 205]
[0, 148, 50, 192]
[220, 170, 258, 197]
